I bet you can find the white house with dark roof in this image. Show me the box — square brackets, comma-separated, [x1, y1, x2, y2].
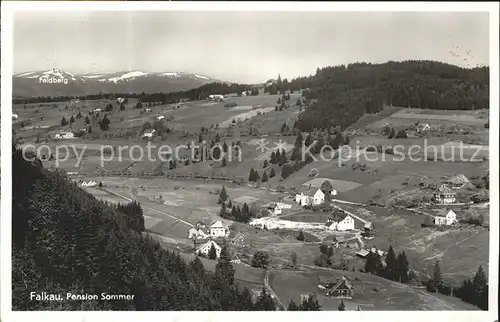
[295, 188, 325, 207]
[328, 211, 355, 231]
[434, 185, 457, 204]
[196, 240, 221, 258]
[188, 227, 209, 240]
[210, 220, 229, 238]
[433, 209, 458, 226]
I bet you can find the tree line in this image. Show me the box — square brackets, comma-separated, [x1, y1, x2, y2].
[290, 61, 489, 131]
[13, 82, 252, 104]
[426, 261, 488, 310]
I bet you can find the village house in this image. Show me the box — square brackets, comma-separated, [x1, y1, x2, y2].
[264, 202, 292, 216]
[295, 188, 325, 207]
[196, 240, 221, 258]
[356, 247, 385, 258]
[229, 232, 247, 247]
[210, 220, 229, 238]
[331, 235, 348, 248]
[327, 211, 355, 231]
[145, 108, 152, 112]
[188, 227, 210, 240]
[434, 184, 457, 204]
[80, 181, 97, 187]
[447, 174, 473, 189]
[208, 94, 225, 102]
[324, 276, 355, 299]
[155, 115, 165, 120]
[142, 129, 156, 139]
[54, 131, 75, 140]
[433, 209, 458, 226]
[416, 123, 431, 133]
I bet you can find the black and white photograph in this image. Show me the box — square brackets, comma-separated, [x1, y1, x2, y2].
[1, 2, 498, 321]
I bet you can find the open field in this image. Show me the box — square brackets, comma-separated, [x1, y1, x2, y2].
[302, 177, 363, 192]
[364, 206, 489, 285]
[366, 108, 488, 130]
[269, 269, 477, 310]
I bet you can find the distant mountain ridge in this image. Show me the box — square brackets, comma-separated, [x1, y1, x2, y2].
[13, 69, 218, 97]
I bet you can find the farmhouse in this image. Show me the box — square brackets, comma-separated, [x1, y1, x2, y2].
[447, 174, 473, 189]
[145, 108, 152, 112]
[93, 108, 102, 113]
[295, 188, 325, 207]
[155, 115, 165, 120]
[325, 276, 355, 299]
[81, 181, 97, 187]
[416, 123, 431, 133]
[210, 221, 229, 238]
[54, 131, 75, 140]
[142, 129, 156, 138]
[229, 232, 247, 247]
[331, 235, 349, 248]
[327, 211, 355, 231]
[196, 240, 222, 258]
[434, 185, 457, 204]
[433, 209, 458, 226]
[208, 94, 225, 102]
[264, 202, 292, 216]
[188, 227, 210, 240]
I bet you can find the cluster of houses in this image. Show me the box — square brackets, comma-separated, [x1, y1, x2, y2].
[433, 174, 472, 204]
[188, 220, 240, 259]
[294, 187, 337, 207]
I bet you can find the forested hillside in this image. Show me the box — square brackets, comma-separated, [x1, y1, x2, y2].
[13, 82, 251, 105]
[12, 146, 271, 310]
[289, 61, 489, 131]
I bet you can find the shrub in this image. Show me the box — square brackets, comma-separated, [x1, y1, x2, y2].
[224, 102, 238, 108]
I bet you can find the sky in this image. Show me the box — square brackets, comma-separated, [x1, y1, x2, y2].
[14, 11, 490, 83]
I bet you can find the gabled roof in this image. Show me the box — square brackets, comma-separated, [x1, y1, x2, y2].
[328, 276, 355, 292]
[435, 208, 456, 218]
[448, 174, 470, 185]
[364, 221, 374, 229]
[196, 239, 220, 252]
[437, 185, 456, 195]
[299, 187, 322, 197]
[328, 210, 349, 223]
[231, 232, 245, 240]
[210, 220, 228, 229]
[356, 249, 369, 257]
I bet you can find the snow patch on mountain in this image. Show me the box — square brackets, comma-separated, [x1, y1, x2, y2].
[159, 72, 181, 77]
[195, 74, 210, 80]
[108, 71, 148, 83]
